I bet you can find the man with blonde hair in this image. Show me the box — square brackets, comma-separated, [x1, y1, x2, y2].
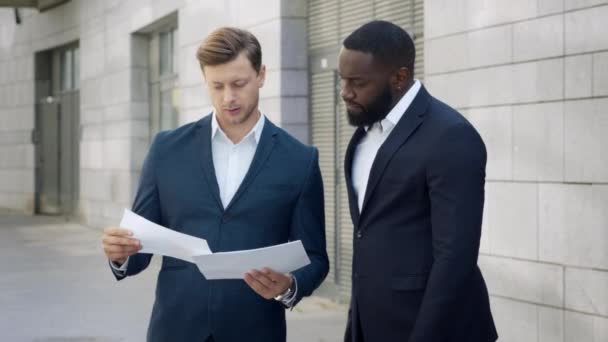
[102, 27, 329, 342]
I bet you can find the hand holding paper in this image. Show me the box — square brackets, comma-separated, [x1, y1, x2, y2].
[118, 209, 311, 279]
[119, 209, 212, 262]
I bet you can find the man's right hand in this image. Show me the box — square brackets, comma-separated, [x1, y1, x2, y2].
[102, 227, 142, 265]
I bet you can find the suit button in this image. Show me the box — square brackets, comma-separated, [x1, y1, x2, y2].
[356, 230, 362, 238]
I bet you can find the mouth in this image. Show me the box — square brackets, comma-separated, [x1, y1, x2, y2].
[224, 107, 241, 115]
[344, 101, 363, 112]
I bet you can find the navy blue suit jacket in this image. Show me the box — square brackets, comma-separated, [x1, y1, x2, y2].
[344, 86, 498, 342]
[113, 115, 329, 342]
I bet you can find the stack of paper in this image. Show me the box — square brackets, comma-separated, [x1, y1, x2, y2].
[119, 209, 311, 279]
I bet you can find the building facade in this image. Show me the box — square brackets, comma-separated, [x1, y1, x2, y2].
[0, 1, 606, 341]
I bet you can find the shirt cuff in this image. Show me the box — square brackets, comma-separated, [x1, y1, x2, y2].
[280, 275, 298, 308]
[109, 257, 129, 275]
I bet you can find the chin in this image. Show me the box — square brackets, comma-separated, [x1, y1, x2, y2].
[346, 111, 368, 127]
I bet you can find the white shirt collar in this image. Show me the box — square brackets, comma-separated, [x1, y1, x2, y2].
[211, 110, 265, 144]
[366, 79, 422, 133]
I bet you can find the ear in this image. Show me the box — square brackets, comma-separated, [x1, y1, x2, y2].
[392, 67, 409, 91]
[257, 64, 266, 88]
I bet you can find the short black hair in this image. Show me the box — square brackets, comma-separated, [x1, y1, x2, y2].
[343, 20, 415, 76]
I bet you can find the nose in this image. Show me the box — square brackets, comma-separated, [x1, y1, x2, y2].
[340, 83, 354, 102]
[223, 88, 236, 104]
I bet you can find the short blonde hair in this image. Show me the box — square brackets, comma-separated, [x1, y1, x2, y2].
[196, 27, 262, 73]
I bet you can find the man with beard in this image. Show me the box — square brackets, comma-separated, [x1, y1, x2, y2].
[339, 21, 498, 342]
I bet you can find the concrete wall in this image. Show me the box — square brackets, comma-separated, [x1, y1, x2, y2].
[0, 0, 309, 227]
[425, 1, 608, 341]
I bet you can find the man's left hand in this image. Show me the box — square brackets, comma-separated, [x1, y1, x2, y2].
[244, 267, 293, 300]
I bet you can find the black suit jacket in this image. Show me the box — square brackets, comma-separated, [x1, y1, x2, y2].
[344, 86, 498, 342]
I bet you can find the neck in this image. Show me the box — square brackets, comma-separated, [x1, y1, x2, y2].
[221, 109, 261, 144]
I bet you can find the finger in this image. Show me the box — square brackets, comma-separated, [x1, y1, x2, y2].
[104, 227, 133, 237]
[250, 269, 277, 289]
[261, 268, 282, 282]
[244, 273, 272, 299]
[103, 236, 140, 247]
[104, 244, 140, 255]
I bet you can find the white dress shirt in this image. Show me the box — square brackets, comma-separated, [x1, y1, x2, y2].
[352, 80, 421, 212]
[211, 111, 265, 208]
[111, 111, 298, 306]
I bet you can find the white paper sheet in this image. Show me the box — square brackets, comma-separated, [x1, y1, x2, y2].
[119, 209, 311, 279]
[119, 209, 212, 263]
[193, 241, 311, 279]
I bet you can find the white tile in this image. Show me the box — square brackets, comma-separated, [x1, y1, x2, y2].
[565, 54, 593, 98]
[425, 34, 468, 74]
[425, 59, 564, 108]
[103, 139, 131, 171]
[80, 170, 112, 201]
[594, 316, 608, 342]
[232, 0, 281, 27]
[424, 0, 469, 38]
[258, 97, 282, 126]
[103, 120, 148, 139]
[565, 268, 608, 316]
[590, 185, 608, 269]
[592, 51, 608, 96]
[514, 15, 564, 62]
[539, 184, 608, 268]
[105, 31, 130, 74]
[109, 171, 137, 205]
[467, 25, 512, 69]
[248, 19, 282, 71]
[80, 140, 104, 169]
[491, 297, 539, 342]
[80, 78, 105, 110]
[565, 5, 608, 54]
[565, 0, 608, 10]
[466, 0, 538, 30]
[80, 31, 106, 81]
[565, 311, 594, 342]
[479, 255, 563, 306]
[539, 0, 565, 15]
[180, 85, 211, 110]
[564, 99, 608, 183]
[177, 1, 231, 47]
[178, 43, 203, 87]
[486, 182, 538, 259]
[102, 70, 131, 106]
[539, 307, 565, 342]
[513, 102, 564, 181]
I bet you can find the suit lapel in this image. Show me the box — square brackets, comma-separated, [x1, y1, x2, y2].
[196, 115, 224, 211]
[224, 118, 278, 213]
[359, 86, 431, 218]
[344, 126, 366, 227]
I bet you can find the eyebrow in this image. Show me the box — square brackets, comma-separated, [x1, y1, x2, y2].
[211, 79, 247, 86]
[337, 73, 364, 81]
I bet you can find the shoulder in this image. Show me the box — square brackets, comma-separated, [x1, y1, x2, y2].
[423, 94, 483, 145]
[149, 115, 209, 157]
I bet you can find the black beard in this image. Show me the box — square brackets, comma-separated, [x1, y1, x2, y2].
[346, 85, 394, 127]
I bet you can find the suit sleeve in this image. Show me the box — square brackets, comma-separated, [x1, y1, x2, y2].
[289, 147, 330, 305]
[408, 123, 487, 341]
[111, 133, 165, 281]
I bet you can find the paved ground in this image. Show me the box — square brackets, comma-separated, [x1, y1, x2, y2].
[0, 213, 347, 342]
